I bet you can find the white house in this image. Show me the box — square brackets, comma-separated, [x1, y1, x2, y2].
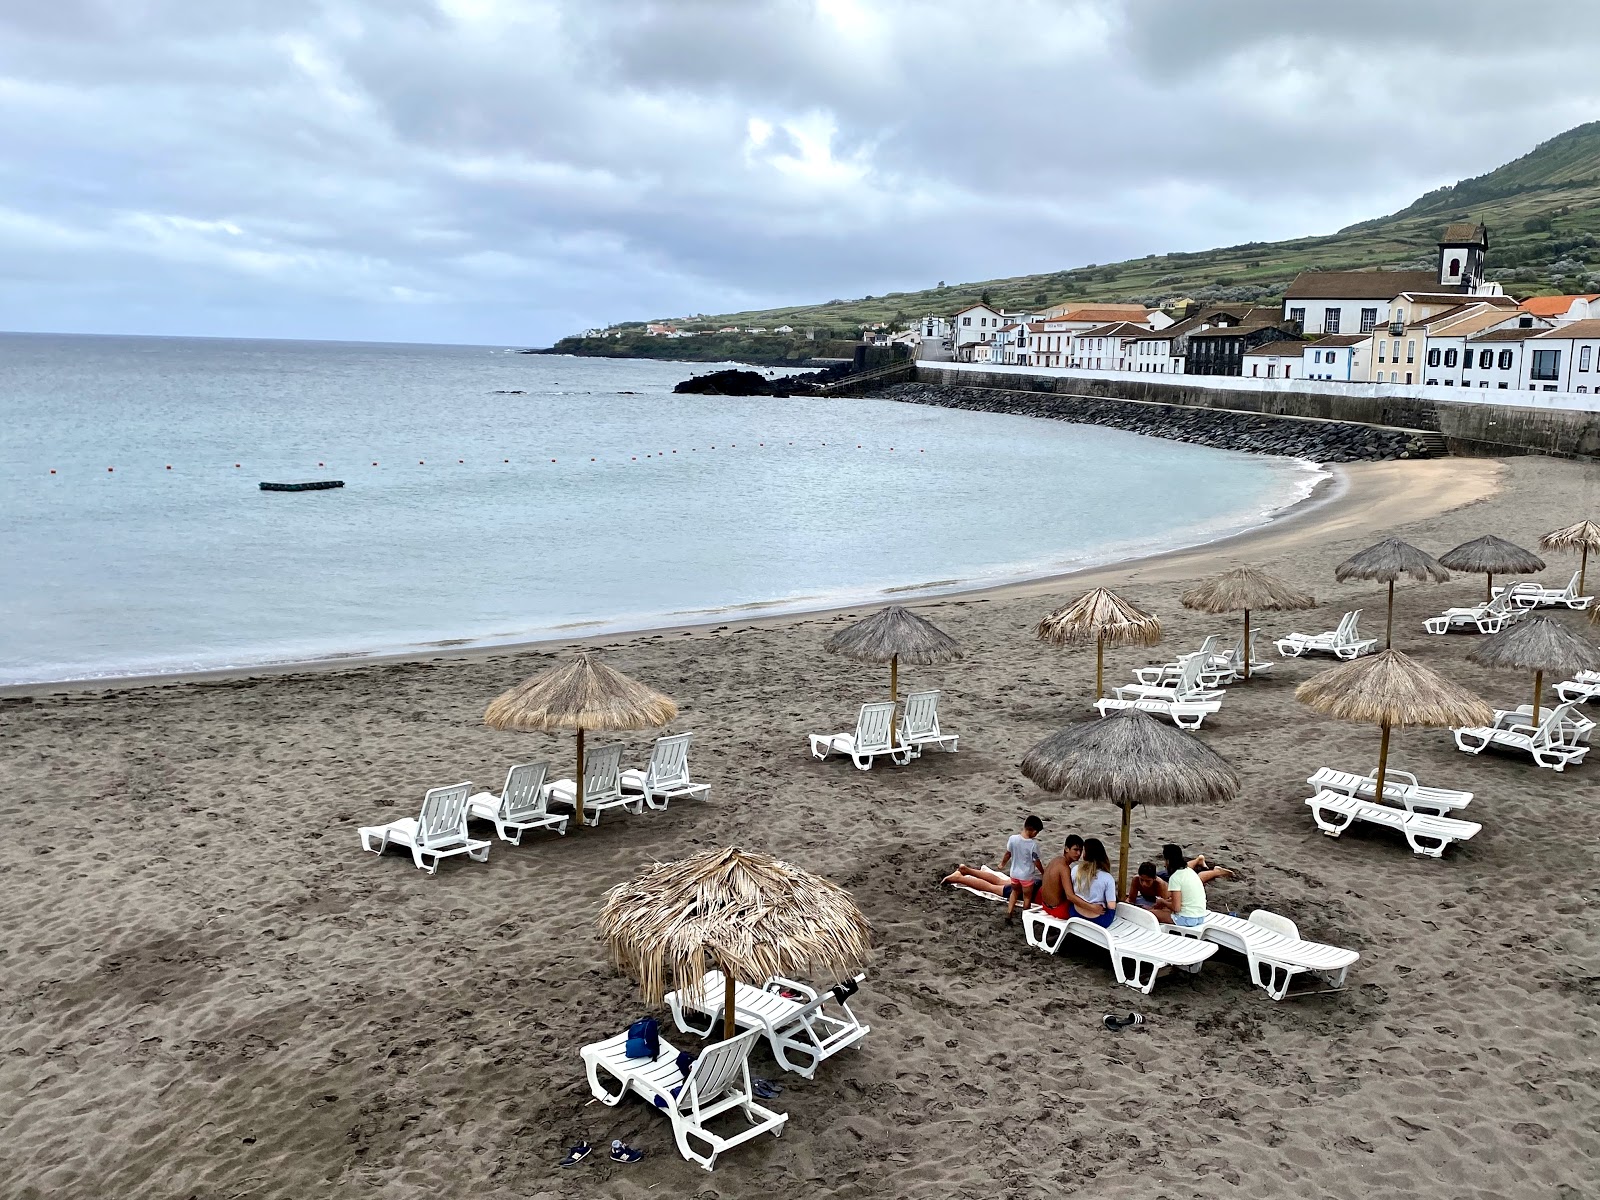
[1241, 340, 1306, 380]
[1459, 328, 1530, 392]
[1524, 320, 1600, 392]
[1069, 322, 1150, 372]
[773, 325, 794, 334]
[952, 304, 1006, 358]
[1301, 335, 1366, 381]
[1412, 307, 1544, 387]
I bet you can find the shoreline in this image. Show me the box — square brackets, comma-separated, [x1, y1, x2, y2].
[2, 455, 1499, 698]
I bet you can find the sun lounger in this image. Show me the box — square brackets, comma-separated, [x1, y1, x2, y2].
[581, 1026, 785, 1171]
[1094, 694, 1222, 730]
[620, 732, 710, 810]
[1132, 636, 1220, 687]
[1453, 700, 1593, 770]
[1114, 654, 1224, 704]
[809, 701, 908, 769]
[547, 744, 638, 826]
[1206, 630, 1274, 683]
[665, 970, 870, 1079]
[1167, 909, 1359, 1001]
[1557, 670, 1600, 704]
[1423, 591, 1521, 635]
[1276, 610, 1376, 660]
[1304, 789, 1481, 857]
[358, 782, 491, 874]
[897, 689, 959, 757]
[1494, 570, 1594, 611]
[1021, 903, 1216, 993]
[1306, 765, 1472, 815]
[466, 762, 568, 843]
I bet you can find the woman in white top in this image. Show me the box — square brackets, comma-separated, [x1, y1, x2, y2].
[1155, 842, 1208, 928]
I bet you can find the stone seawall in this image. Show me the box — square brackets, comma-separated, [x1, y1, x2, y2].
[877, 382, 1434, 462]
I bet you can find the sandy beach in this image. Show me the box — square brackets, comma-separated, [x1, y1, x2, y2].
[4, 452, 1598, 1199]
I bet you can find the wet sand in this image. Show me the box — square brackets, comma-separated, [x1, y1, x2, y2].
[3, 453, 1598, 1198]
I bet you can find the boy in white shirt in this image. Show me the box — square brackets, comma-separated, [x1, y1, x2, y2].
[1000, 815, 1045, 924]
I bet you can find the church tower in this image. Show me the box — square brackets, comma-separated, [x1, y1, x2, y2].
[1438, 222, 1488, 292]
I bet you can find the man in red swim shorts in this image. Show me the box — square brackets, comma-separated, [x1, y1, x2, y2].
[1034, 835, 1084, 920]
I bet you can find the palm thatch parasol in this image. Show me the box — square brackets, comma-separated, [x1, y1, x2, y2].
[824, 606, 963, 741]
[484, 652, 676, 825]
[1540, 520, 1600, 594]
[1296, 649, 1491, 808]
[1334, 537, 1450, 648]
[1438, 535, 1545, 603]
[1180, 567, 1315, 679]
[599, 846, 872, 1039]
[1036, 587, 1162, 700]
[1468, 615, 1600, 724]
[1020, 709, 1239, 895]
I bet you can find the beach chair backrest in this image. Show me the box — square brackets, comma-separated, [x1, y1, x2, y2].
[1173, 653, 1207, 696]
[681, 1028, 759, 1114]
[1111, 903, 1158, 932]
[1566, 570, 1582, 597]
[1486, 592, 1513, 616]
[1248, 909, 1299, 939]
[584, 744, 624, 799]
[855, 702, 896, 752]
[1335, 610, 1361, 643]
[645, 733, 693, 789]
[901, 690, 941, 740]
[501, 762, 549, 822]
[1534, 702, 1585, 747]
[418, 782, 472, 847]
[1190, 634, 1220, 661]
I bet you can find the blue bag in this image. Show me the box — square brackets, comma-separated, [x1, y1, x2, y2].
[624, 1017, 660, 1059]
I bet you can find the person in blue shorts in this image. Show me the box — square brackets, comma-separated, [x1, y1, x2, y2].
[1068, 837, 1118, 928]
[1155, 843, 1208, 928]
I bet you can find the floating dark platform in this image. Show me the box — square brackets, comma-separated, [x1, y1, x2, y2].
[259, 480, 345, 492]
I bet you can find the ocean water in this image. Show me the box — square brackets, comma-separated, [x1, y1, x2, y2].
[0, 334, 1324, 685]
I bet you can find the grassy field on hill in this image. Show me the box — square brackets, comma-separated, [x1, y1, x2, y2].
[549, 122, 1600, 355]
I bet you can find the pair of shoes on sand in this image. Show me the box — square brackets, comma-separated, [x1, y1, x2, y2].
[561, 1140, 643, 1166]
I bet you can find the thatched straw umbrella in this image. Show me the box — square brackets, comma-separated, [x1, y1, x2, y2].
[1539, 520, 1600, 595]
[1438, 535, 1545, 603]
[1334, 537, 1450, 648]
[1296, 649, 1491, 806]
[599, 847, 872, 1040]
[1036, 587, 1162, 700]
[1180, 567, 1316, 679]
[484, 652, 676, 825]
[1468, 615, 1600, 724]
[824, 606, 963, 743]
[1020, 709, 1239, 895]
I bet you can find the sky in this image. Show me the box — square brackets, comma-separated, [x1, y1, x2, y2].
[4, 1, 1600, 346]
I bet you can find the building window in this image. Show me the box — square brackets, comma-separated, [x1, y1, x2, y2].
[1406, 372, 1413, 384]
[1449, 256, 1461, 278]
[1474, 349, 1488, 370]
[1251, 364, 1259, 376]
[1530, 348, 1562, 381]
[1360, 308, 1378, 333]
[1289, 307, 1306, 330]
[1392, 339, 1401, 361]
[962, 317, 971, 326]
[1378, 346, 1386, 363]
[1583, 345, 1593, 371]
[1324, 308, 1341, 334]
[1407, 341, 1416, 363]
[1312, 350, 1321, 363]
[1499, 350, 1513, 370]
[1444, 349, 1458, 367]
[1428, 348, 1441, 367]
[1390, 372, 1398, 383]
[1499, 382, 1508, 389]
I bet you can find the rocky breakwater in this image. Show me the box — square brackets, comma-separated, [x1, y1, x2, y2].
[879, 382, 1435, 462]
[673, 364, 850, 397]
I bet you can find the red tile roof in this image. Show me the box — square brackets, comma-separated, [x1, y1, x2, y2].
[1519, 295, 1599, 318]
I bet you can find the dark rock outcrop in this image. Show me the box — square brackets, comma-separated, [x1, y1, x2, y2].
[673, 363, 852, 397]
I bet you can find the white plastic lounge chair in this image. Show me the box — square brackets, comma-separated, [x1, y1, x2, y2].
[1423, 590, 1520, 635]
[1306, 766, 1472, 815]
[809, 701, 908, 769]
[1495, 570, 1593, 611]
[1113, 654, 1224, 704]
[547, 744, 638, 826]
[1276, 610, 1376, 659]
[1452, 701, 1594, 770]
[465, 762, 568, 843]
[665, 970, 870, 1080]
[1167, 910, 1359, 1001]
[1132, 636, 1220, 687]
[1557, 670, 1600, 704]
[581, 1026, 785, 1171]
[1304, 790, 1482, 857]
[1094, 694, 1221, 730]
[897, 689, 959, 757]
[620, 732, 710, 810]
[1021, 903, 1216, 994]
[358, 782, 491, 874]
[1206, 630, 1274, 683]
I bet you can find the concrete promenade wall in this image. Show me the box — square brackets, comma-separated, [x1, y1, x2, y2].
[917, 362, 1600, 459]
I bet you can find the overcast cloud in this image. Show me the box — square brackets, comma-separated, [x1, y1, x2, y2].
[3, 0, 1599, 345]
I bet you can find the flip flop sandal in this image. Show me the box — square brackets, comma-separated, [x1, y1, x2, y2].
[752, 1078, 783, 1099]
[1103, 1012, 1145, 1031]
[610, 1140, 644, 1164]
[559, 1142, 592, 1167]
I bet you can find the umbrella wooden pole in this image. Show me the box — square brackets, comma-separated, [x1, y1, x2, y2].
[1583, 548, 1590, 596]
[1486, 573, 1493, 603]
[1385, 580, 1395, 649]
[1374, 720, 1391, 804]
[889, 653, 899, 748]
[1242, 609, 1252, 681]
[575, 726, 586, 826]
[723, 968, 737, 1041]
[1533, 669, 1544, 725]
[1095, 634, 1105, 701]
[1117, 800, 1132, 900]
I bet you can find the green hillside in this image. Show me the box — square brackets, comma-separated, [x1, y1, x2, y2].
[553, 122, 1600, 351]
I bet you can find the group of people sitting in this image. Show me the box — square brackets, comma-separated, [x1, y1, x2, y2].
[941, 814, 1232, 929]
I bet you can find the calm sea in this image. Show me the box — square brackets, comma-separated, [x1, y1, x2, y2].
[0, 334, 1323, 685]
